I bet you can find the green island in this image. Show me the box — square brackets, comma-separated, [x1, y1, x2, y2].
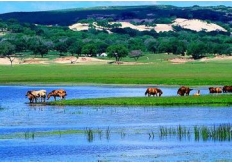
[48, 94, 232, 106]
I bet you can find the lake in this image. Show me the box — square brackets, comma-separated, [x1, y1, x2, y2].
[0, 85, 232, 162]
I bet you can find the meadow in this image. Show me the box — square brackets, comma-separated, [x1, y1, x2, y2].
[1, 57, 232, 86]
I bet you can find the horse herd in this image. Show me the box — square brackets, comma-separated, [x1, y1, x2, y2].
[26, 89, 67, 103]
[145, 85, 232, 97]
[25, 85, 232, 103]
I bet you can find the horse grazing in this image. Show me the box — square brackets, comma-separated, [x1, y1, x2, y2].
[194, 90, 200, 96]
[145, 88, 163, 97]
[177, 86, 193, 96]
[209, 87, 222, 94]
[222, 86, 232, 93]
[26, 90, 47, 103]
[47, 89, 67, 101]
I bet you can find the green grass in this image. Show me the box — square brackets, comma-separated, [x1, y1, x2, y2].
[49, 94, 232, 106]
[1, 59, 232, 85]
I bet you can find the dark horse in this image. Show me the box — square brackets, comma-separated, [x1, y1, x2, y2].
[209, 87, 222, 94]
[177, 86, 193, 96]
[145, 88, 163, 97]
[222, 86, 232, 93]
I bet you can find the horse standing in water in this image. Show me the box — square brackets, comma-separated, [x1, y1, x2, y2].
[209, 87, 222, 94]
[47, 89, 67, 101]
[177, 86, 193, 96]
[145, 88, 163, 97]
[222, 86, 232, 93]
[26, 90, 47, 103]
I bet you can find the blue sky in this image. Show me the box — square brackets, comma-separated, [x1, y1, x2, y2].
[0, 1, 231, 14]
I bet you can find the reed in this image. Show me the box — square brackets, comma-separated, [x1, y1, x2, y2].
[159, 124, 232, 141]
[85, 128, 94, 142]
[106, 127, 111, 140]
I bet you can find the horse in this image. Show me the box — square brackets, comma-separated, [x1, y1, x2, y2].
[222, 86, 232, 93]
[26, 93, 36, 103]
[177, 86, 193, 96]
[47, 89, 67, 101]
[193, 90, 200, 96]
[26, 90, 47, 103]
[145, 88, 163, 97]
[209, 87, 222, 94]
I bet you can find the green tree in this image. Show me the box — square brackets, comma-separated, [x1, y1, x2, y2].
[81, 44, 97, 57]
[187, 41, 207, 59]
[106, 44, 129, 62]
[28, 36, 51, 58]
[68, 41, 83, 56]
[0, 41, 15, 66]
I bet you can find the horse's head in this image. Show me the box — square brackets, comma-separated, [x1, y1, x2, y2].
[26, 91, 32, 97]
[47, 93, 52, 100]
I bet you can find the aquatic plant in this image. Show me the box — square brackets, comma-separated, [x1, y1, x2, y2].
[85, 128, 94, 142]
[106, 127, 111, 140]
[159, 124, 232, 142]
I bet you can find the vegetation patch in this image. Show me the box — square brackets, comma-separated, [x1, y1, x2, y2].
[49, 94, 232, 106]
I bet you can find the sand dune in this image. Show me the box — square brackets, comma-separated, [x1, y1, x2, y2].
[69, 18, 227, 33]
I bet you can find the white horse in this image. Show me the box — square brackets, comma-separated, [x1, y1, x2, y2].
[26, 90, 47, 102]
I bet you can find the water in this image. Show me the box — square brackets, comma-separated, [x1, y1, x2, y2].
[0, 85, 232, 162]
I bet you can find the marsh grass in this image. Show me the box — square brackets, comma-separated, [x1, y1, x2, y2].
[159, 124, 232, 141]
[85, 128, 94, 142]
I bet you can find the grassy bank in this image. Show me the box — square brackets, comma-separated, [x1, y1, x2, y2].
[49, 94, 232, 106]
[1, 60, 232, 86]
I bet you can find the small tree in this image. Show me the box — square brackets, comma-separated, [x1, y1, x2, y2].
[0, 41, 15, 67]
[81, 44, 97, 57]
[129, 50, 143, 61]
[106, 45, 129, 62]
[187, 41, 207, 59]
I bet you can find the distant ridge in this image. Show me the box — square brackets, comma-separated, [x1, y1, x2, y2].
[0, 5, 231, 26]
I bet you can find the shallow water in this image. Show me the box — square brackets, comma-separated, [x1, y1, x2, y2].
[0, 85, 232, 162]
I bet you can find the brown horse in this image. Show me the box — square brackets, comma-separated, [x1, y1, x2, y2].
[177, 86, 193, 96]
[222, 86, 232, 93]
[26, 93, 36, 103]
[47, 89, 67, 101]
[145, 88, 163, 97]
[209, 87, 222, 94]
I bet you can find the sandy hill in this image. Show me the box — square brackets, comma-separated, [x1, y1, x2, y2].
[69, 18, 227, 33]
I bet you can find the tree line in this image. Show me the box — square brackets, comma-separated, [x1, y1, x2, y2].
[0, 18, 231, 64]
